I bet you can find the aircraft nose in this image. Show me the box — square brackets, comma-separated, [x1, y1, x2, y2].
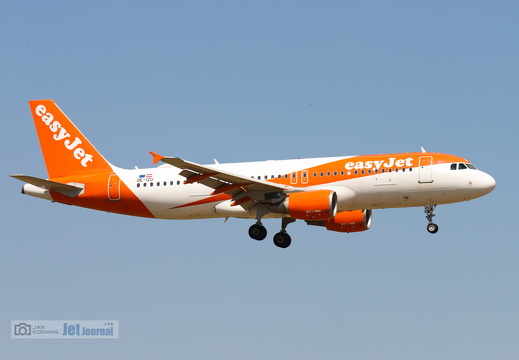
[478, 172, 496, 195]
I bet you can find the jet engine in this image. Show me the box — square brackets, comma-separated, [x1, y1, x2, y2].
[307, 209, 372, 233]
[271, 190, 337, 220]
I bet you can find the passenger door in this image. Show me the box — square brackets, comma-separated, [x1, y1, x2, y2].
[419, 156, 433, 183]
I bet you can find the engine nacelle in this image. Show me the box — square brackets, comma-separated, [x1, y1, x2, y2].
[325, 209, 372, 232]
[307, 209, 372, 233]
[271, 190, 338, 221]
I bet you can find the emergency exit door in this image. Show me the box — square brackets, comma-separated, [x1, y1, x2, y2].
[108, 174, 121, 200]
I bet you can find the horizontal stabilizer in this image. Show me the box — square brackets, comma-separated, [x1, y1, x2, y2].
[10, 174, 84, 197]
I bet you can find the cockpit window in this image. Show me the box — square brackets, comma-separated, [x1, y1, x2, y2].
[451, 162, 478, 170]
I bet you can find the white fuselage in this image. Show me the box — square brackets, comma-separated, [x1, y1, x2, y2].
[114, 155, 495, 220]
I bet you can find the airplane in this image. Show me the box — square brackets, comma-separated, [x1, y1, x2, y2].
[11, 100, 496, 248]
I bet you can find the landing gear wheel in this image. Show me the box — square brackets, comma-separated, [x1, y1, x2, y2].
[427, 223, 439, 234]
[424, 205, 439, 234]
[249, 224, 267, 240]
[273, 232, 292, 248]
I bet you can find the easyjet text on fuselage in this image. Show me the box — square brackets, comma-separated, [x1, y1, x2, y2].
[344, 157, 414, 170]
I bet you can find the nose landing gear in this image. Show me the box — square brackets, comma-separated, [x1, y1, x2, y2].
[425, 204, 439, 234]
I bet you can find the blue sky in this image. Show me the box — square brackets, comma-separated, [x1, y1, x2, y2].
[2, 0, 518, 359]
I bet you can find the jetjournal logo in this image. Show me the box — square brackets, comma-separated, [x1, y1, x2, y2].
[11, 320, 119, 339]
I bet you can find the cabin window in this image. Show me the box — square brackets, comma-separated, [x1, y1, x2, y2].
[137, 183, 140, 188]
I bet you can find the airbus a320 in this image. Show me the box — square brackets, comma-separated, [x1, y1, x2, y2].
[12, 100, 496, 248]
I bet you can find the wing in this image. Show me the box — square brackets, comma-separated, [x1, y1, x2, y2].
[150, 152, 294, 209]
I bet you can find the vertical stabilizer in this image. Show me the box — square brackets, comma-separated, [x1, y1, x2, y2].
[28, 100, 113, 178]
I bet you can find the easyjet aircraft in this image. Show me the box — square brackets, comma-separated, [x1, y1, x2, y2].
[12, 100, 496, 248]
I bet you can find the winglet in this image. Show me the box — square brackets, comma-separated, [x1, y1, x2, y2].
[149, 151, 164, 165]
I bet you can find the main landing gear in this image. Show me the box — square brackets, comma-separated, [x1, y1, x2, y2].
[248, 222, 267, 240]
[424, 204, 439, 234]
[248, 218, 296, 248]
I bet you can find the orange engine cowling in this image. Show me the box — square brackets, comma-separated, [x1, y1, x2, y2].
[325, 209, 372, 232]
[272, 190, 338, 221]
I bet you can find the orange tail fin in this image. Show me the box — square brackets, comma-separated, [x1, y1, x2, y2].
[29, 100, 113, 178]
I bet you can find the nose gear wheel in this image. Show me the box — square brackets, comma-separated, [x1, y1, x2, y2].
[424, 204, 439, 234]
